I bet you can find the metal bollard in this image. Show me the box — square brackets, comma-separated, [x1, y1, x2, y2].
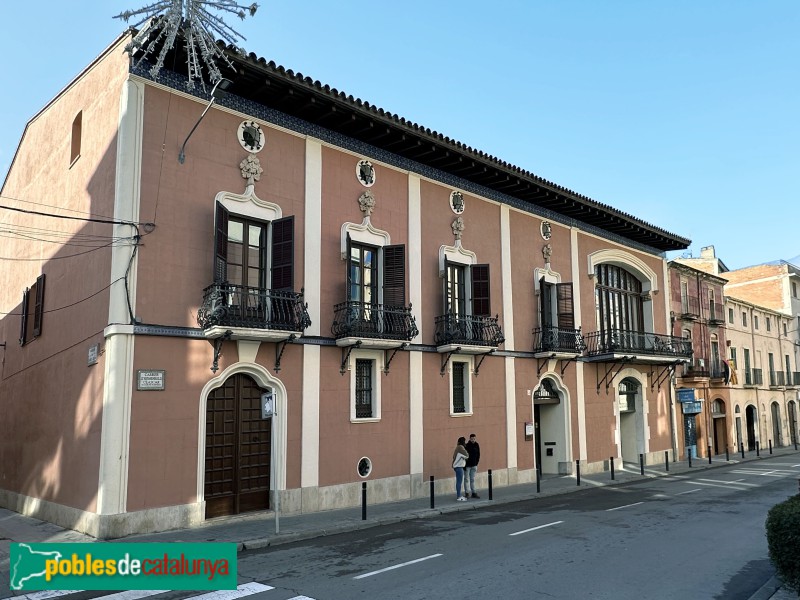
[740, 442, 745, 459]
[576, 459, 581, 486]
[688, 448, 693, 468]
[795, 438, 798, 451]
[639, 453, 644, 476]
[756, 441, 760, 457]
[665, 451, 669, 472]
[610, 456, 615, 480]
[536, 467, 541, 493]
[430, 475, 435, 509]
[488, 469, 493, 500]
[769, 440, 773, 455]
[726, 447, 729, 462]
[708, 445, 712, 465]
[361, 481, 367, 520]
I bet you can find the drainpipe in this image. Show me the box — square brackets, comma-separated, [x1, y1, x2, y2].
[669, 366, 678, 462]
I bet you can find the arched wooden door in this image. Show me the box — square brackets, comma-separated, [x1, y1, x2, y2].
[205, 374, 271, 518]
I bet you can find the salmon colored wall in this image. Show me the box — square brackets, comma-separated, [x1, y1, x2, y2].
[0, 40, 130, 510]
[134, 88, 307, 328]
[317, 346, 411, 486]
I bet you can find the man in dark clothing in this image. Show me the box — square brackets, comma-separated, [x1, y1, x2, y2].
[463, 433, 481, 499]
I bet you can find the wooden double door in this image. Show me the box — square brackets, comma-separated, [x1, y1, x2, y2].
[205, 374, 271, 518]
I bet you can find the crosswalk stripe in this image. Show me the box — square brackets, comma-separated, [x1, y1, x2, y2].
[697, 478, 757, 487]
[286, 597, 316, 600]
[94, 591, 170, 600]
[185, 582, 274, 600]
[3, 591, 82, 600]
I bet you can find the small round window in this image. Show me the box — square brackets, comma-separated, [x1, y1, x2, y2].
[357, 457, 372, 478]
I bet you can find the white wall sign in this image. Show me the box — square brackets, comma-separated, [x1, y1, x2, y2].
[137, 370, 165, 391]
[88, 344, 99, 366]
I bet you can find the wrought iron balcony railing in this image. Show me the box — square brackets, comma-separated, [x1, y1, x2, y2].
[584, 329, 693, 358]
[434, 313, 505, 348]
[679, 296, 700, 319]
[709, 360, 727, 379]
[707, 302, 725, 324]
[197, 283, 311, 331]
[745, 368, 763, 386]
[331, 300, 418, 341]
[532, 326, 585, 354]
[770, 371, 786, 387]
[682, 360, 709, 379]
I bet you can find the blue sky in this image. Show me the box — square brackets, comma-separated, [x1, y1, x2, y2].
[1, 1, 798, 269]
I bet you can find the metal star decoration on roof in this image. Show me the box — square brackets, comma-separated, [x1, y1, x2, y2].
[115, 0, 258, 89]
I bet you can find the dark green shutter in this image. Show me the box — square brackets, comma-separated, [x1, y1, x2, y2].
[471, 264, 490, 317]
[345, 233, 353, 301]
[214, 202, 229, 283]
[556, 282, 575, 329]
[270, 216, 294, 291]
[33, 274, 46, 337]
[19, 289, 28, 345]
[382, 244, 406, 307]
[540, 276, 552, 328]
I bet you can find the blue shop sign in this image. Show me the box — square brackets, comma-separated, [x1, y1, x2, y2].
[676, 388, 696, 403]
[682, 401, 703, 414]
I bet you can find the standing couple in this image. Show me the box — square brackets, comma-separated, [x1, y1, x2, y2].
[452, 434, 481, 501]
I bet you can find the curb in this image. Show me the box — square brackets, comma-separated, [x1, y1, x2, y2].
[748, 575, 783, 600]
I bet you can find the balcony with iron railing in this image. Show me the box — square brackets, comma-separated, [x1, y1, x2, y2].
[769, 370, 786, 388]
[532, 326, 585, 356]
[198, 282, 311, 340]
[681, 359, 710, 380]
[679, 296, 700, 320]
[434, 312, 505, 352]
[707, 302, 725, 325]
[744, 368, 763, 387]
[331, 300, 419, 347]
[584, 329, 693, 362]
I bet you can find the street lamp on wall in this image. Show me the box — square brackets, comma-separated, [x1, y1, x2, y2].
[178, 78, 233, 164]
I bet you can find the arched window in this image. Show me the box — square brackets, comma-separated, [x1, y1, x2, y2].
[595, 264, 644, 336]
[534, 378, 560, 404]
[619, 377, 639, 412]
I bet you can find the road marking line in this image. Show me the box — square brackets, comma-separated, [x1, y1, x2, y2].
[692, 481, 751, 490]
[677, 488, 702, 495]
[353, 554, 442, 579]
[697, 478, 757, 487]
[286, 597, 317, 600]
[186, 582, 274, 600]
[605, 502, 644, 512]
[509, 521, 564, 536]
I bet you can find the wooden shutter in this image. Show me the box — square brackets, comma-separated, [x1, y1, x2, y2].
[214, 202, 229, 283]
[19, 289, 28, 345]
[33, 274, 46, 337]
[382, 244, 406, 307]
[556, 282, 575, 329]
[540, 276, 552, 328]
[270, 216, 294, 291]
[471, 264, 490, 317]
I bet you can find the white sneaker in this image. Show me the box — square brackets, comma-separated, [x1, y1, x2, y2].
[457, 496, 467, 502]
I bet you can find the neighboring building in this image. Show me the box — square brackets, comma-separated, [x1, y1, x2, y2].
[0, 31, 692, 537]
[667, 260, 728, 458]
[724, 296, 799, 451]
[672, 248, 800, 456]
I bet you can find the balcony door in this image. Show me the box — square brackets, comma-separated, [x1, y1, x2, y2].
[595, 264, 644, 348]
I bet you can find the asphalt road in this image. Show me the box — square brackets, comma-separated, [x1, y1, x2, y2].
[238, 456, 800, 600]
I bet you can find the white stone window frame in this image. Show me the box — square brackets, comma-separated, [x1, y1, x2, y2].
[534, 266, 562, 327]
[587, 249, 658, 333]
[347, 348, 383, 423]
[448, 355, 474, 417]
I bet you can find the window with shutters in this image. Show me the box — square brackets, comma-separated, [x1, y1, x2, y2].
[203, 200, 300, 331]
[435, 259, 502, 348]
[333, 231, 416, 342]
[537, 276, 577, 353]
[19, 274, 45, 346]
